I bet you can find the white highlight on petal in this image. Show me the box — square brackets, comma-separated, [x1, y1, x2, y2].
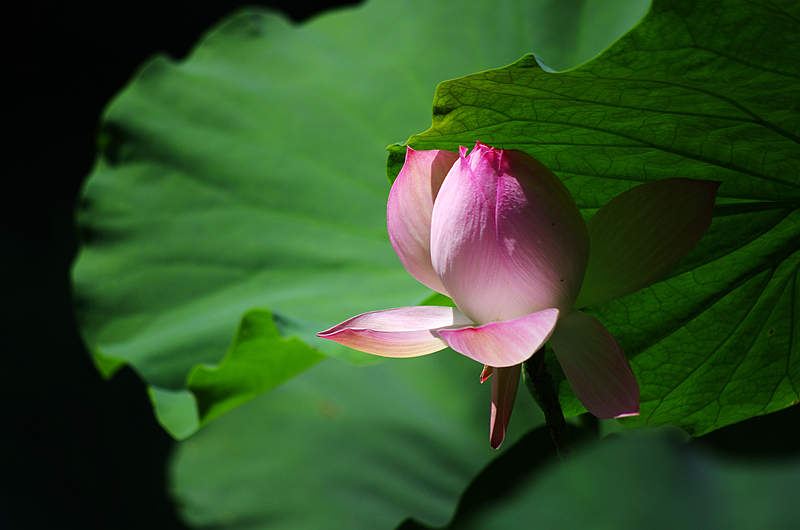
[317, 306, 471, 357]
[387, 147, 458, 295]
[430, 143, 588, 323]
[435, 308, 559, 367]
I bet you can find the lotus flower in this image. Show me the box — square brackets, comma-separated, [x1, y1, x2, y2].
[318, 142, 719, 448]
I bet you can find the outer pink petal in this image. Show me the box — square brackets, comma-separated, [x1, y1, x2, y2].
[490, 365, 521, 449]
[317, 306, 471, 357]
[430, 142, 588, 323]
[435, 308, 559, 367]
[549, 311, 639, 419]
[576, 178, 720, 308]
[387, 147, 459, 295]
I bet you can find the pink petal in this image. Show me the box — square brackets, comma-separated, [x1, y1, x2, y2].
[577, 178, 720, 308]
[387, 147, 459, 295]
[430, 142, 588, 323]
[490, 364, 521, 449]
[435, 308, 559, 367]
[549, 311, 639, 418]
[317, 306, 471, 357]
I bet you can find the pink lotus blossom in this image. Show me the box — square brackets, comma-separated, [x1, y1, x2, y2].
[318, 142, 719, 448]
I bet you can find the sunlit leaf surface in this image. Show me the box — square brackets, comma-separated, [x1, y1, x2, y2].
[390, 0, 800, 436]
[72, 0, 648, 436]
[171, 351, 542, 529]
[70, 0, 800, 527]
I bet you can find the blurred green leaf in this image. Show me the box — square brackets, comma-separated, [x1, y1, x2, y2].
[144, 310, 326, 439]
[72, 0, 649, 437]
[390, 0, 800, 436]
[187, 309, 325, 426]
[404, 429, 800, 530]
[170, 351, 543, 529]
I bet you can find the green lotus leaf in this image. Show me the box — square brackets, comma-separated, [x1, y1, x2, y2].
[72, 0, 649, 437]
[390, 0, 799, 436]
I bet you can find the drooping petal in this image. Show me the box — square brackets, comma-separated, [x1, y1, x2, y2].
[387, 147, 459, 294]
[490, 364, 521, 449]
[576, 178, 720, 308]
[430, 142, 588, 323]
[435, 308, 559, 367]
[549, 311, 639, 419]
[317, 306, 472, 357]
[480, 364, 493, 383]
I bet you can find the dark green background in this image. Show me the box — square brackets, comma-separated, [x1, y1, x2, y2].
[5, 1, 798, 529]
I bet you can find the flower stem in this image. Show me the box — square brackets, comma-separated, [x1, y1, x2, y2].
[523, 348, 569, 456]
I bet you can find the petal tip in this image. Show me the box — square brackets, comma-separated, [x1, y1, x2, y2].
[488, 365, 520, 451]
[550, 312, 640, 421]
[480, 365, 493, 384]
[489, 434, 504, 450]
[316, 327, 337, 338]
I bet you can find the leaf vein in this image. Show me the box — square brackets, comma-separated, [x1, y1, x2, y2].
[452, 116, 797, 188]
[786, 267, 799, 396]
[474, 80, 777, 128]
[581, 73, 800, 145]
[646, 267, 777, 421]
[717, 269, 793, 420]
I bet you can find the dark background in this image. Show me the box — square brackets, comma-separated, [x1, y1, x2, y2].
[4, 2, 358, 529]
[4, 1, 798, 529]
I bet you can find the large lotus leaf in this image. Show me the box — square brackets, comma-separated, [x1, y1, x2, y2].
[404, 429, 800, 529]
[170, 349, 543, 529]
[389, 0, 800, 436]
[72, 0, 650, 437]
